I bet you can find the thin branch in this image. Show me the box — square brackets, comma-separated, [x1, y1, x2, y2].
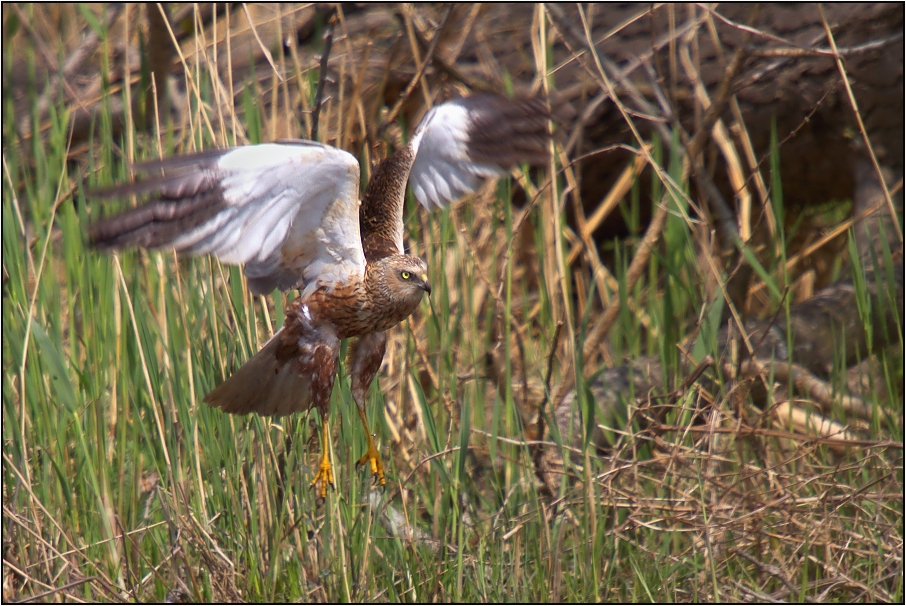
[310, 9, 338, 141]
[380, 4, 455, 135]
[818, 5, 902, 242]
[649, 423, 902, 449]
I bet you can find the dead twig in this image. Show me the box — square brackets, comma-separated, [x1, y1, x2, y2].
[310, 9, 338, 141]
[818, 5, 902, 242]
[733, 358, 876, 421]
[380, 4, 455, 135]
[648, 422, 901, 449]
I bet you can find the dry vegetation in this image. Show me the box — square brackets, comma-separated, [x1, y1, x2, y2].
[3, 3, 903, 602]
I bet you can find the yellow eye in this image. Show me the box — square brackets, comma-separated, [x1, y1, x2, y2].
[401, 271, 411, 280]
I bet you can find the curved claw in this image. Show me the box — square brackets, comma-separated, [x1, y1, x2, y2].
[356, 440, 386, 488]
[355, 406, 387, 488]
[310, 458, 335, 498]
[310, 420, 335, 498]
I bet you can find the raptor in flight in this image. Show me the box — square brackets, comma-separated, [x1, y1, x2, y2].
[90, 94, 550, 495]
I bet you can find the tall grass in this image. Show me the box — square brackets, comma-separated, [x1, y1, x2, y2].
[3, 4, 902, 602]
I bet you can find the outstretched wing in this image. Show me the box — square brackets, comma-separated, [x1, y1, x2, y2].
[88, 141, 365, 296]
[408, 94, 551, 211]
[359, 94, 551, 261]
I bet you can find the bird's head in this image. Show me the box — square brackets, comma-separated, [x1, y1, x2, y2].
[367, 254, 431, 321]
[362, 254, 430, 332]
[387, 254, 431, 297]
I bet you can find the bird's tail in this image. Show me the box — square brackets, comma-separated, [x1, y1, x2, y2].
[204, 328, 314, 417]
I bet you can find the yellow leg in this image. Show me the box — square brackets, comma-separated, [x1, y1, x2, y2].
[310, 420, 335, 498]
[355, 408, 386, 487]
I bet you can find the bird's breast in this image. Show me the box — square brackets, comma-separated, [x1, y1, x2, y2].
[298, 282, 421, 339]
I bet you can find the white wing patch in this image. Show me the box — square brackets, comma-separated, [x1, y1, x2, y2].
[170, 142, 365, 296]
[408, 101, 506, 211]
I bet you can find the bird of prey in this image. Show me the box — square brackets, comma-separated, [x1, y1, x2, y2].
[89, 94, 550, 496]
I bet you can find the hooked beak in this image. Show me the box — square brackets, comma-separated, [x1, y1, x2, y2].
[420, 275, 431, 295]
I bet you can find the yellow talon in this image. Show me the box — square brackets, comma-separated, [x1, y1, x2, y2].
[310, 420, 335, 498]
[356, 408, 386, 487]
[356, 440, 386, 487]
[310, 456, 335, 498]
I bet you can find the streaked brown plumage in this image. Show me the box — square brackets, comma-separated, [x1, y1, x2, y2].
[88, 93, 549, 496]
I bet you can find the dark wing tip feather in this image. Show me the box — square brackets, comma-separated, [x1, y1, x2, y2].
[463, 94, 554, 168]
[88, 191, 226, 250]
[87, 168, 226, 251]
